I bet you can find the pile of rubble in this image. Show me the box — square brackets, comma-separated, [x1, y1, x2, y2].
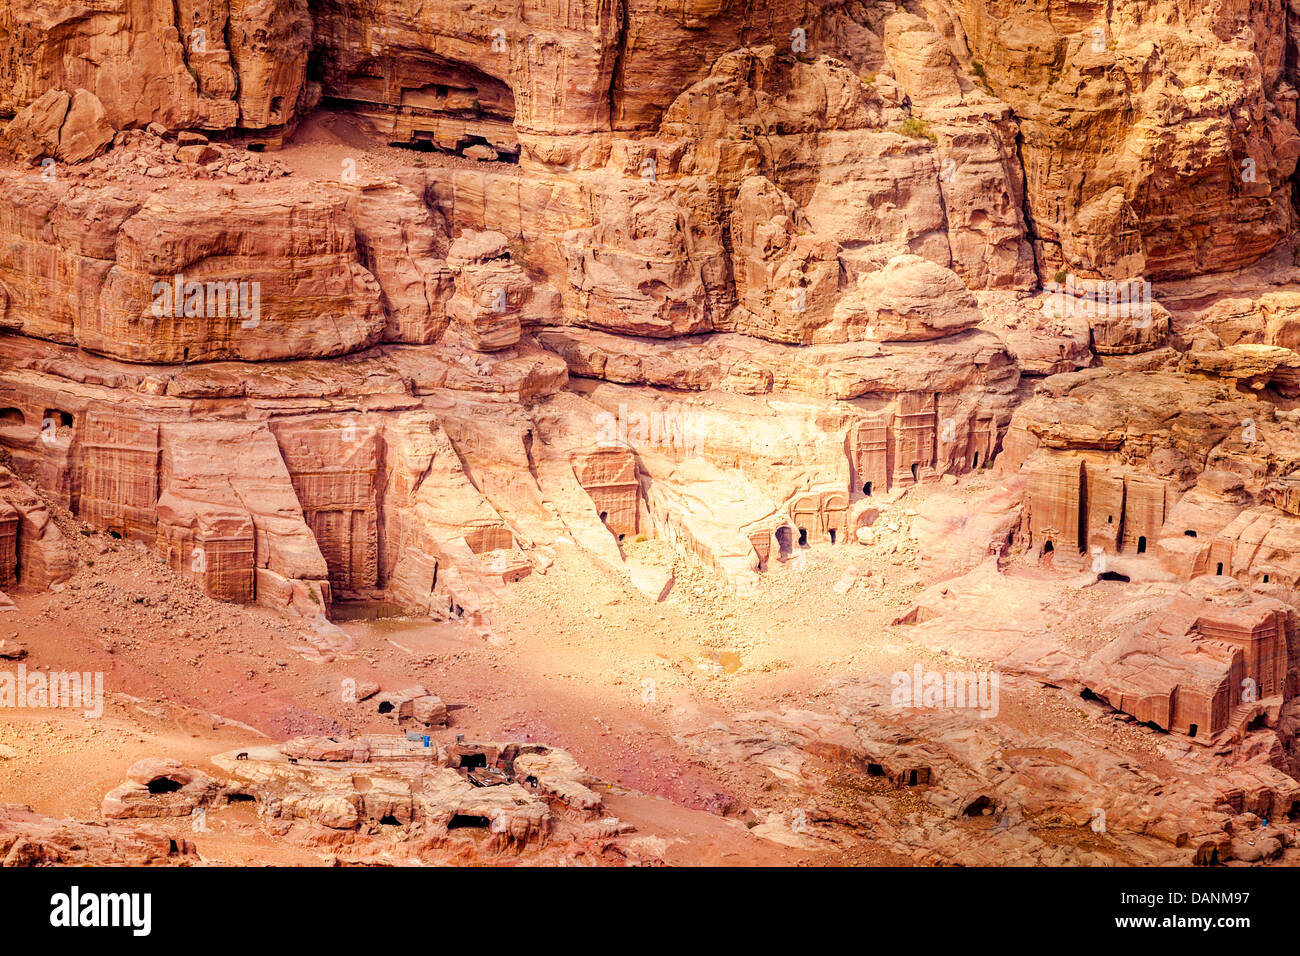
[98, 735, 653, 864]
[71, 127, 293, 185]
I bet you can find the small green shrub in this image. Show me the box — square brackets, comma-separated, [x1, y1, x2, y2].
[892, 118, 936, 142]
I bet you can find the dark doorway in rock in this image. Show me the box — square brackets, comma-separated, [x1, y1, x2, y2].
[867, 763, 885, 777]
[1188, 723, 1198, 738]
[863, 481, 872, 497]
[1043, 540, 1054, 553]
[1216, 563, 1224, 575]
[379, 815, 401, 826]
[1137, 536, 1147, 554]
[448, 814, 491, 829]
[377, 701, 394, 714]
[147, 777, 182, 795]
[391, 138, 438, 152]
[599, 511, 608, 524]
[798, 528, 808, 547]
[972, 452, 980, 469]
[459, 753, 488, 770]
[1264, 574, 1270, 583]
[1099, 571, 1130, 582]
[828, 528, 836, 544]
[1184, 529, 1197, 538]
[911, 462, 919, 482]
[776, 526, 792, 559]
[908, 770, 918, 786]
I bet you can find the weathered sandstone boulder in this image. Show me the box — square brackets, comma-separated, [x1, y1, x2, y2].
[1, 88, 115, 164]
[1080, 577, 1295, 743]
[0, 466, 74, 591]
[0, 804, 195, 866]
[102, 758, 221, 819]
[836, 255, 983, 342]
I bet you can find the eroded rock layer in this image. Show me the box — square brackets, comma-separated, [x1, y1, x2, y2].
[7, 0, 1300, 868]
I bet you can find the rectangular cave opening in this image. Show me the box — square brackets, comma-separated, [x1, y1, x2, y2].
[776, 527, 792, 559]
[43, 408, 74, 431]
[448, 813, 491, 829]
[458, 752, 488, 770]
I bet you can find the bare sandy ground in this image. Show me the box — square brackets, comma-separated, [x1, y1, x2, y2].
[0, 465, 1195, 865]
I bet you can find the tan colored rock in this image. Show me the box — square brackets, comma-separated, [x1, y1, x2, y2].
[207, 735, 622, 859]
[346, 179, 454, 344]
[727, 175, 843, 344]
[102, 758, 220, 819]
[949, 0, 1300, 279]
[836, 255, 983, 342]
[175, 143, 220, 165]
[447, 230, 528, 350]
[883, 12, 965, 109]
[561, 176, 719, 338]
[0, 804, 195, 865]
[1181, 344, 1300, 396]
[95, 189, 385, 363]
[370, 685, 446, 727]
[0, 0, 306, 132]
[1, 86, 115, 163]
[282, 736, 372, 762]
[1081, 578, 1293, 743]
[0, 466, 74, 591]
[57, 89, 116, 162]
[627, 561, 674, 602]
[1, 89, 70, 162]
[512, 749, 603, 816]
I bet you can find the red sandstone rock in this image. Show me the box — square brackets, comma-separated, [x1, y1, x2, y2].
[1, 88, 114, 164]
[6, 0, 1300, 873]
[102, 758, 221, 820]
[0, 466, 74, 591]
[0, 804, 195, 866]
[1081, 577, 1294, 743]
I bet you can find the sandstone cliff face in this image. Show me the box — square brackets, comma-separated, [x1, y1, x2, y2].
[2, 89, 115, 163]
[2, 0, 1295, 294]
[949, 0, 1300, 279]
[9, 0, 1300, 874]
[0, 0, 311, 131]
[0, 0, 1299, 642]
